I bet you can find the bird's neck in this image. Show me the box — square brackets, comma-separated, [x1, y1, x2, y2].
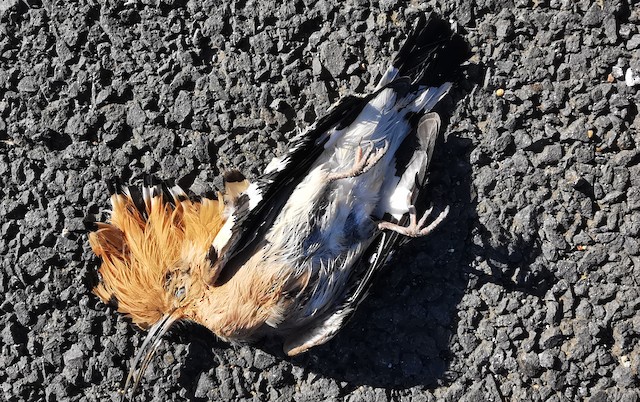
[188, 255, 290, 341]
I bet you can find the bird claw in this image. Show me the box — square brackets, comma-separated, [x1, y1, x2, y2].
[327, 141, 389, 181]
[378, 205, 449, 237]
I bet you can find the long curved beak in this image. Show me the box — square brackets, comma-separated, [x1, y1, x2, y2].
[120, 309, 183, 400]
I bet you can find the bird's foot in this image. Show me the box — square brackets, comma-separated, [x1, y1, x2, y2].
[378, 205, 449, 237]
[327, 141, 389, 181]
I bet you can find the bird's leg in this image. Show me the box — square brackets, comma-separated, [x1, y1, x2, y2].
[327, 141, 389, 181]
[378, 205, 449, 237]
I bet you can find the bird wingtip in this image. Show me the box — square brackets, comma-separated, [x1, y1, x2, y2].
[223, 169, 247, 184]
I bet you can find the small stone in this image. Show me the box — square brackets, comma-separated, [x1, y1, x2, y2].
[2, 321, 27, 345]
[560, 117, 590, 142]
[62, 344, 84, 384]
[13, 301, 31, 326]
[95, 87, 112, 106]
[319, 40, 346, 77]
[0, 0, 19, 14]
[266, 363, 286, 387]
[539, 350, 556, 369]
[582, 3, 604, 27]
[519, 352, 541, 377]
[126, 100, 146, 128]
[312, 57, 323, 77]
[590, 390, 609, 402]
[539, 326, 564, 349]
[269, 98, 289, 112]
[612, 150, 639, 166]
[625, 69, 640, 87]
[495, 88, 505, 97]
[345, 62, 359, 75]
[612, 65, 624, 79]
[17, 76, 38, 93]
[534, 144, 563, 167]
[253, 350, 276, 370]
[173, 90, 192, 123]
[195, 371, 216, 398]
[626, 34, 640, 50]
[612, 364, 635, 387]
[627, 187, 640, 210]
[603, 14, 618, 43]
[619, 23, 633, 39]
[474, 166, 496, 193]
[495, 19, 513, 39]
[64, 114, 87, 137]
[600, 190, 624, 204]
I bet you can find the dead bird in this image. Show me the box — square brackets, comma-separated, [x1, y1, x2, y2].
[86, 13, 468, 398]
[86, 173, 249, 393]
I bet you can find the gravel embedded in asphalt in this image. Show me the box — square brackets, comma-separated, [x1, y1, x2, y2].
[1, 0, 639, 401]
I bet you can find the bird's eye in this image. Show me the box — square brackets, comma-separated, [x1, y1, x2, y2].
[175, 286, 186, 300]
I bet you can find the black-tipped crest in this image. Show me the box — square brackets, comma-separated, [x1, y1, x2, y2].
[162, 185, 175, 204]
[223, 169, 247, 183]
[107, 294, 119, 309]
[163, 177, 176, 188]
[107, 177, 124, 195]
[83, 218, 98, 232]
[127, 186, 146, 217]
[143, 173, 158, 188]
[106, 179, 115, 195]
[204, 190, 219, 200]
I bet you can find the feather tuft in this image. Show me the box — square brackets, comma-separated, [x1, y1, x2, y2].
[89, 177, 227, 328]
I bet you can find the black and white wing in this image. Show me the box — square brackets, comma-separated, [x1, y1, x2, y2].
[281, 112, 444, 355]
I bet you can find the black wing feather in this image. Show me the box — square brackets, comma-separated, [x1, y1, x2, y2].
[393, 13, 469, 86]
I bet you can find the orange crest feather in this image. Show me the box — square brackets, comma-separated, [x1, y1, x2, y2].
[89, 188, 226, 329]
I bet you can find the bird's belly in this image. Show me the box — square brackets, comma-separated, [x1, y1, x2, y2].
[274, 162, 382, 253]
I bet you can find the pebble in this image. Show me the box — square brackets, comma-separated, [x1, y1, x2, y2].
[625, 68, 640, 86]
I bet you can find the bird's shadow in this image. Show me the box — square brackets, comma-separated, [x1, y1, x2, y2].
[174, 123, 478, 397]
[287, 109, 478, 390]
[172, 128, 475, 398]
[173, 65, 557, 397]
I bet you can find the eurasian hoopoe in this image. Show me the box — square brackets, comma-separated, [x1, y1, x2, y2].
[87, 13, 468, 398]
[86, 172, 249, 393]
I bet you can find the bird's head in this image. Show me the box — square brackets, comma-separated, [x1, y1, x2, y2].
[86, 174, 248, 397]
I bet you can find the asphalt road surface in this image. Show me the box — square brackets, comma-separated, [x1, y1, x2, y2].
[1, 0, 639, 400]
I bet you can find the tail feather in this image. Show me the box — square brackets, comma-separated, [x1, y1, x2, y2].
[374, 112, 441, 220]
[376, 13, 469, 89]
[407, 112, 441, 206]
[409, 83, 452, 113]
